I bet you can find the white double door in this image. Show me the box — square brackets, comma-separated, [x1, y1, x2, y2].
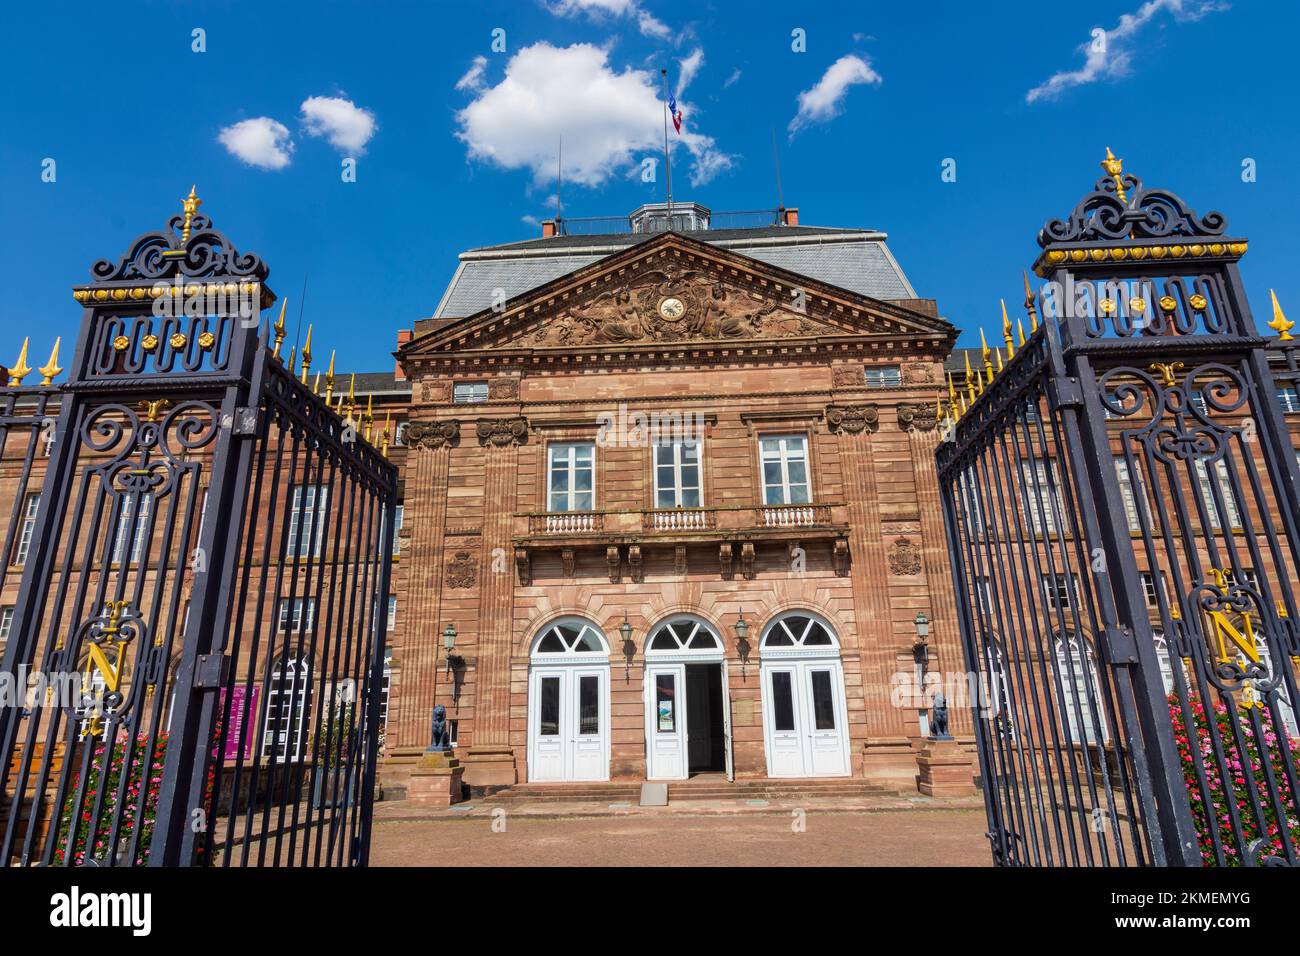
[762, 659, 850, 777]
[644, 661, 733, 780]
[528, 665, 609, 782]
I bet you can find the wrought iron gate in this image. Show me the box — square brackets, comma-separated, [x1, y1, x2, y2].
[937, 157, 1300, 867]
[0, 194, 397, 866]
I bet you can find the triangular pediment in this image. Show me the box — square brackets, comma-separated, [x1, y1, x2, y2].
[402, 231, 953, 358]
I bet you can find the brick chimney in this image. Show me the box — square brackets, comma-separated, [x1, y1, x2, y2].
[542, 219, 558, 238]
[394, 329, 412, 380]
[781, 207, 799, 226]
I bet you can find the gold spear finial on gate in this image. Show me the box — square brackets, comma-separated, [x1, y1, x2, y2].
[324, 350, 337, 403]
[1101, 147, 1127, 203]
[947, 371, 960, 421]
[363, 393, 374, 441]
[38, 337, 62, 386]
[180, 185, 202, 244]
[312, 370, 321, 395]
[1001, 298, 1014, 358]
[345, 373, 357, 424]
[381, 409, 392, 456]
[1268, 289, 1295, 342]
[272, 298, 288, 359]
[1023, 271, 1040, 332]
[300, 324, 313, 383]
[980, 328, 994, 381]
[8, 337, 31, 387]
[964, 353, 977, 404]
[1017, 317, 1027, 348]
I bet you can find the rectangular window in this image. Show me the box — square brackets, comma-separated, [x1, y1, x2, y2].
[387, 595, 397, 632]
[771, 671, 795, 731]
[1021, 461, 1064, 535]
[42, 426, 56, 457]
[548, 442, 595, 512]
[958, 473, 984, 537]
[654, 440, 702, 508]
[1140, 572, 1166, 609]
[1278, 386, 1299, 414]
[655, 674, 676, 732]
[1193, 460, 1242, 530]
[973, 576, 993, 615]
[288, 484, 328, 558]
[539, 676, 560, 737]
[760, 435, 811, 505]
[112, 493, 152, 564]
[0, 606, 13, 642]
[864, 365, 901, 388]
[810, 670, 836, 730]
[1114, 457, 1149, 532]
[392, 505, 404, 557]
[1042, 573, 1078, 613]
[278, 597, 316, 632]
[453, 382, 489, 404]
[579, 674, 599, 735]
[14, 492, 39, 566]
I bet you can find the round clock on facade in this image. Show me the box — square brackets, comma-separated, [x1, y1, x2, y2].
[658, 296, 685, 319]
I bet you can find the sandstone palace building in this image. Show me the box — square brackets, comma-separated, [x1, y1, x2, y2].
[380, 202, 972, 791]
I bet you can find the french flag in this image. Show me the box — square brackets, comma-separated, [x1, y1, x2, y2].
[668, 91, 683, 134]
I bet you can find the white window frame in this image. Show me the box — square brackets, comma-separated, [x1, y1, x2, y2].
[112, 493, 152, 564]
[1115, 457, 1149, 533]
[1193, 459, 1241, 530]
[1278, 386, 1299, 414]
[288, 484, 328, 558]
[1041, 573, 1079, 614]
[547, 442, 596, 513]
[1021, 460, 1064, 535]
[1055, 635, 1108, 745]
[278, 597, 316, 632]
[386, 595, 397, 632]
[864, 365, 901, 388]
[392, 505, 404, 557]
[1140, 571, 1166, 609]
[0, 606, 13, 642]
[14, 492, 39, 566]
[263, 655, 311, 763]
[653, 439, 703, 509]
[759, 434, 811, 506]
[453, 382, 489, 404]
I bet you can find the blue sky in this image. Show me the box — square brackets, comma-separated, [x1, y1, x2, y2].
[2, 0, 1297, 374]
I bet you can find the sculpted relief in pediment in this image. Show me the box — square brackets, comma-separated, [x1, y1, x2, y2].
[523, 266, 837, 347]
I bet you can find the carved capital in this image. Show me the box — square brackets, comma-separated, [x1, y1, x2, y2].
[897, 403, 938, 432]
[888, 536, 922, 576]
[476, 416, 529, 447]
[825, 403, 879, 434]
[405, 419, 461, 449]
[446, 550, 478, 589]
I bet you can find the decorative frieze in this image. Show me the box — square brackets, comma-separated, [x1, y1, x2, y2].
[901, 364, 936, 385]
[476, 417, 529, 446]
[825, 404, 879, 434]
[489, 377, 520, 400]
[831, 365, 863, 388]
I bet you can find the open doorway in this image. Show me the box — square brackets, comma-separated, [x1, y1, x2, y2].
[686, 663, 726, 775]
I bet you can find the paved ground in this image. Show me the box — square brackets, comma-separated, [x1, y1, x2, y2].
[370, 807, 991, 866]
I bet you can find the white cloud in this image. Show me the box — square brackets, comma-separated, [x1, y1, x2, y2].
[546, 0, 673, 39]
[675, 48, 704, 97]
[456, 56, 488, 93]
[300, 95, 378, 154]
[723, 68, 742, 89]
[455, 42, 733, 189]
[788, 54, 882, 137]
[218, 117, 294, 170]
[1027, 0, 1228, 103]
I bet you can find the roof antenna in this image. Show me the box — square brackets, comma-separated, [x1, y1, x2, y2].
[771, 127, 785, 223]
[555, 134, 563, 231]
[291, 272, 309, 356]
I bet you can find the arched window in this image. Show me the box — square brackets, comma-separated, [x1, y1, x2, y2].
[264, 654, 312, 762]
[646, 617, 723, 655]
[1053, 634, 1108, 745]
[760, 613, 836, 650]
[531, 619, 609, 657]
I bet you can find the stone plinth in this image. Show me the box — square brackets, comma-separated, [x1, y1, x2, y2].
[862, 737, 917, 787]
[461, 746, 517, 789]
[915, 738, 976, 797]
[407, 750, 465, 807]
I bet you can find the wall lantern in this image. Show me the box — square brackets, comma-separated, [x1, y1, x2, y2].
[734, 609, 752, 679]
[443, 622, 460, 675]
[619, 614, 636, 681]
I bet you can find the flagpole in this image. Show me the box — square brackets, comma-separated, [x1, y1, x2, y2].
[661, 68, 673, 227]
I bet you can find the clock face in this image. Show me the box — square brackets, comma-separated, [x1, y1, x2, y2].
[659, 297, 686, 319]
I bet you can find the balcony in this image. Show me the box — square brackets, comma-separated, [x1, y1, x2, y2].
[515, 501, 845, 547]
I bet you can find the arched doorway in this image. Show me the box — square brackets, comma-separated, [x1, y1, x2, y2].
[643, 615, 732, 780]
[759, 612, 850, 777]
[527, 617, 611, 782]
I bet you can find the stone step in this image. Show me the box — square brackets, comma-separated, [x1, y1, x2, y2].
[479, 778, 898, 804]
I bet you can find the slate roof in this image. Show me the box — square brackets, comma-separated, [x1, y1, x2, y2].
[431, 223, 920, 322]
